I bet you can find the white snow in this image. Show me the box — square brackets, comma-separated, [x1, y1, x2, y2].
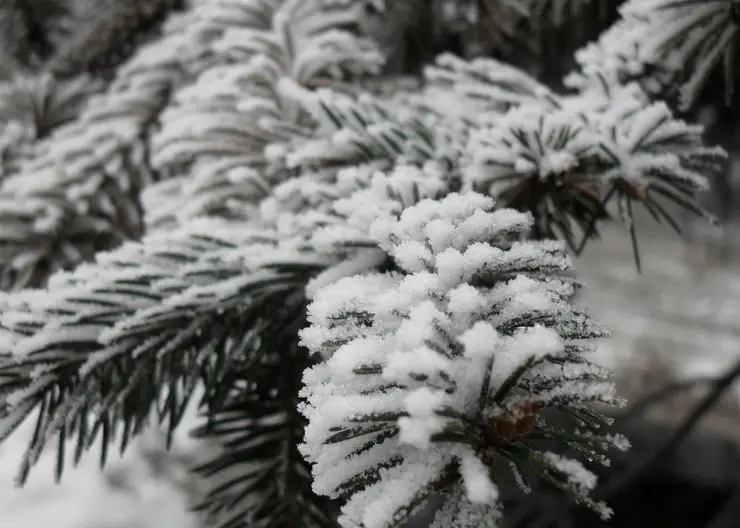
[398, 388, 448, 449]
[457, 448, 499, 503]
[0, 403, 206, 528]
[458, 321, 501, 359]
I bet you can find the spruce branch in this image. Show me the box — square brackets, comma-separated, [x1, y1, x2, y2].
[568, 0, 740, 110]
[421, 52, 561, 116]
[0, 72, 103, 139]
[466, 95, 724, 259]
[0, 72, 104, 181]
[0, 160, 452, 524]
[275, 84, 467, 175]
[300, 192, 627, 528]
[564, 17, 677, 97]
[142, 0, 384, 229]
[191, 308, 339, 528]
[0, 218, 333, 486]
[0, 134, 454, 525]
[0, 0, 278, 290]
[626, 0, 740, 109]
[0, 183, 390, 525]
[277, 57, 721, 263]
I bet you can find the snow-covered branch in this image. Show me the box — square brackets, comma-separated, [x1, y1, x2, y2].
[143, 0, 384, 229]
[300, 193, 627, 527]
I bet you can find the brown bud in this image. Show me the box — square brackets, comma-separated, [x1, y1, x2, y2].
[625, 182, 649, 200]
[482, 398, 541, 448]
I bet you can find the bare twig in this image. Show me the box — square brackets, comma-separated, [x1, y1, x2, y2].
[618, 376, 715, 423]
[594, 357, 740, 501]
[704, 484, 740, 528]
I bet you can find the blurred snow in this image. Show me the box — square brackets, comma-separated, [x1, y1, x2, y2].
[0, 400, 206, 528]
[578, 217, 740, 402]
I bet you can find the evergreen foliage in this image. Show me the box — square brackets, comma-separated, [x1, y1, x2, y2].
[0, 1, 735, 527]
[300, 192, 624, 527]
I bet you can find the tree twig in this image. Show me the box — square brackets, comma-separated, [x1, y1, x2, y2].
[594, 357, 740, 500]
[703, 484, 740, 528]
[618, 376, 715, 423]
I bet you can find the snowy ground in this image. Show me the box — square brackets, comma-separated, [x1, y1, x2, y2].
[1, 218, 739, 528]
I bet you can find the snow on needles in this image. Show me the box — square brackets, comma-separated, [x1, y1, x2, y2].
[299, 192, 623, 527]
